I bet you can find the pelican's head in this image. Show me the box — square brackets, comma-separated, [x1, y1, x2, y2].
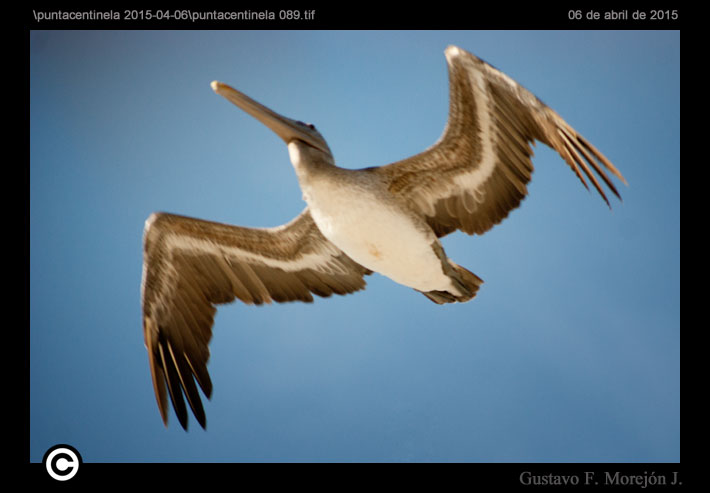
[211, 81, 332, 164]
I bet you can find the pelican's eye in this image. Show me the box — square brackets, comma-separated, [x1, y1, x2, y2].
[297, 120, 316, 130]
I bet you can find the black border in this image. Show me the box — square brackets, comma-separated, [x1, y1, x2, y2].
[25, 5, 681, 30]
[25, 2, 680, 484]
[29, 462, 684, 488]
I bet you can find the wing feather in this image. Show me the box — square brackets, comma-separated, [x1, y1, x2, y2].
[141, 208, 370, 429]
[374, 45, 626, 238]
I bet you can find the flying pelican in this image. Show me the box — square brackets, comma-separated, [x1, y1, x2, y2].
[141, 45, 626, 429]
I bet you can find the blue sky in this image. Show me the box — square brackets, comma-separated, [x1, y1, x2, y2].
[29, 30, 679, 462]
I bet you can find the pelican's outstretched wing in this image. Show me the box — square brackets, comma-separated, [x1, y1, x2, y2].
[141, 208, 370, 429]
[375, 45, 627, 238]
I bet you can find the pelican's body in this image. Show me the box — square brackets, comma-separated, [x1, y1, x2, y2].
[290, 145, 459, 295]
[141, 46, 626, 429]
[311, 187, 452, 295]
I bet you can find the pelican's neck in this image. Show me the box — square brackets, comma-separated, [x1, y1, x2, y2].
[288, 140, 337, 186]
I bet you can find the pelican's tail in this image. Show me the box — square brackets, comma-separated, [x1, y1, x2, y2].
[421, 262, 483, 304]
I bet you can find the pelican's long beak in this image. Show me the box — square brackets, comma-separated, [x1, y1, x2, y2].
[211, 81, 329, 153]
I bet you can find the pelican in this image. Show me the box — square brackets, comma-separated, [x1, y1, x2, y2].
[141, 45, 626, 429]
